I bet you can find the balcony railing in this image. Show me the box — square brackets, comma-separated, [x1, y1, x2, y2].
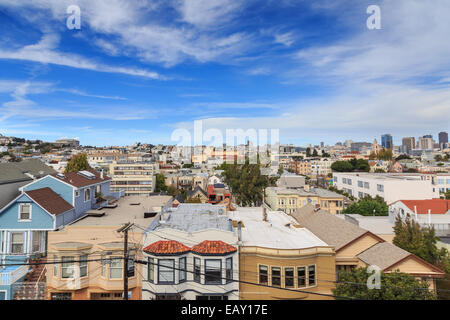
[0, 265, 29, 286]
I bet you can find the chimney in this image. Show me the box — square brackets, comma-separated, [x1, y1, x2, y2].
[414, 205, 418, 221]
[428, 209, 431, 226]
[100, 169, 104, 179]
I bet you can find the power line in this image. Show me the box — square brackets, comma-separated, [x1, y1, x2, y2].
[136, 258, 356, 300]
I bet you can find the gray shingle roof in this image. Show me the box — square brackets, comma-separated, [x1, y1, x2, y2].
[291, 204, 368, 250]
[0, 159, 56, 184]
[357, 242, 410, 270]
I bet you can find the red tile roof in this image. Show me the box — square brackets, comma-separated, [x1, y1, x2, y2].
[52, 169, 110, 188]
[143, 240, 191, 255]
[191, 240, 237, 255]
[400, 199, 450, 214]
[25, 187, 74, 215]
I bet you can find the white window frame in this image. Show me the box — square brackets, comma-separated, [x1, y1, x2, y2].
[10, 232, 25, 254]
[75, 190, 80, 197]
[18, 203, 32, 221]
[84, 188, 91, 202]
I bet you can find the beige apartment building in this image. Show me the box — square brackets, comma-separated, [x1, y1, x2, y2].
[230, 207, 336, 300]
[109, 161, 158, 196]
[265, 186, 345, 214]
[46, 195, 172, 300]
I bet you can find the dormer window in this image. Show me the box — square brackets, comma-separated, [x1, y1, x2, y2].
[19, 203, 31, 221]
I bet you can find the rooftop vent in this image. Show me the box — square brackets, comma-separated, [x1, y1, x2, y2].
[56, 173, 66, 179]
[78, 170, 96, 180]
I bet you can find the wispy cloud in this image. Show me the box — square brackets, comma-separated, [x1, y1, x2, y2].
[0, 33, 163, 79]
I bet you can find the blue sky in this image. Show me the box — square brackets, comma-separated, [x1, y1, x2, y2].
[0, 0, 449, 147]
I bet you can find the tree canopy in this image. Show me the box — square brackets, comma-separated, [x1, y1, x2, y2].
[65, 153, 92, 173]
[333, 267, 436, 300]
[218, 161, 276, 206]
[341, 195, 388, 216]
[154, 173, 167, 193]
[331, 159, 370, 172]
[393, 214, 450, 273]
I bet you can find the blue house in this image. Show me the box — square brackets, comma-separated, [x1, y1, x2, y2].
[0, 169, 121, 300]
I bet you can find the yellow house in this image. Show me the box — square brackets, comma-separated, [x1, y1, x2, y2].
[265, 186, 345, 214]
[292, 205, 445, 292]
[46, 195, 172, 300]
[230, 207, 336, 300]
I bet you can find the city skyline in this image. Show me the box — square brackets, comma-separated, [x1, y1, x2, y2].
[0, 1, 449, 146]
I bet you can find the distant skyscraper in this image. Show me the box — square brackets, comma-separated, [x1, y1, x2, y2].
[439, 131, 448, 149]
[402, 137, 415, 154]
[381, 134, 393, 149]
[320, 142, 324, 148]
[418, 136, 434, 150]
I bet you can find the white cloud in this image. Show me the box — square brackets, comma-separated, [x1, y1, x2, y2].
[0, 33, 163, 79]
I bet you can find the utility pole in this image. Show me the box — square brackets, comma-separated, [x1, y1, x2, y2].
[117, 222, 133, 301]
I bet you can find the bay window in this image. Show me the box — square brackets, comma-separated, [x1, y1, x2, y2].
[158, 259, 175, 284]
[205, 260, 221, 284]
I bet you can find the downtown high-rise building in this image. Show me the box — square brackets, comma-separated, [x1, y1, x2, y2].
[418, 135, 434, 150]
[401, 137, 415, 154]
[381, 134, 393, 149]
[439, 131, 448, 149]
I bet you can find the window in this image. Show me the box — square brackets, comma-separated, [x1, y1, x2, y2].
[75, 190, 80, 197]
[308, 265, 316, 286]
[194, 258, 201, 283]
[364, 182, 369, 189]
[148, 257, 154, 283]
[32, 231, 42, 253]
[358, 192, 364, 198]
[358, 181, 363, 187]
[127, 255, 135, 277]
[10, 232, 24, 254]
[53, 256, 58, 276]
[158, 259, 175, 284]
[19, 204, 31, 220]
[80, 255, 88, 277]
[110, 257, 122, 279]
[297, 267, 306, 288]
[226, 258, 233, 283]
[271, 267, 281, 287]
[101, 256, 107, 277]
[259, 265, 268, 285]
[285, 267, 294, 288]
[377, 184, 384, 192]
[179, 257, 186, 283]
[205, 260, 222, 284]
[347, 179, 352, 185]
[84, 189, 91, 202]
[62, 256, 74, 278]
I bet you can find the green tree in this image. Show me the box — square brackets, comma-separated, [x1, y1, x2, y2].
[342, 196, 388, 216]
[331, 161, 354, 172]
[220, 160, 272, 206]
[312, 149, 318, 157]
[154, 173, 167, 192]
[333, 267, 436, 300]
[395, 154, 411, 161]
[65, 153, 92, 173]
[393, 214, 450, 273]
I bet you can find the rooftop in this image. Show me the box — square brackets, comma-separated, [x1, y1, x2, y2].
[291, 204, 369, 250]
[52, 169, 110, 188]
[25, 187, 74, 215]
[340, 214, 394, 234]
[230, 207, 329, 249]
[0, 158, 56, 184]
[397, 199, 450, 214]
[147, 203, 231, 233]
[71, 195, 172, 227]
[266, 186, 344, 199]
